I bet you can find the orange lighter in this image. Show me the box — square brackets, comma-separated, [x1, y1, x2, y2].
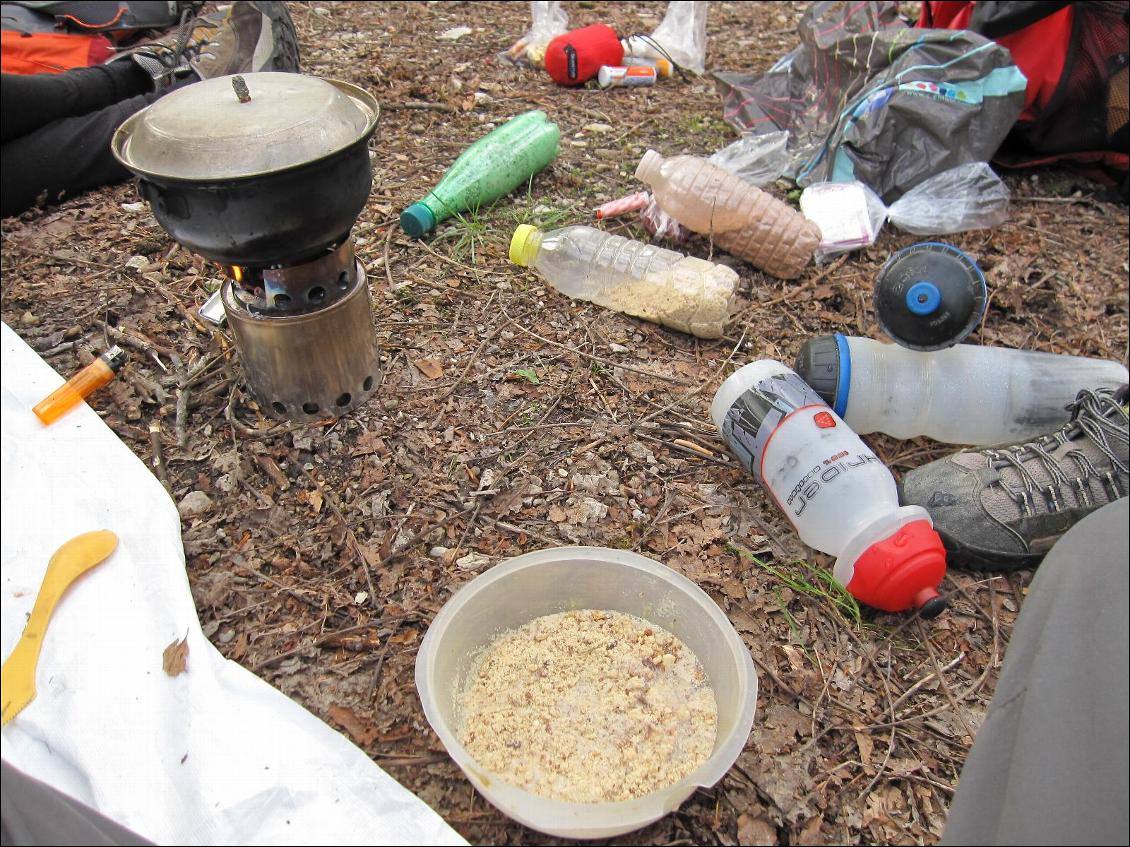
[33, 346, 128, 425]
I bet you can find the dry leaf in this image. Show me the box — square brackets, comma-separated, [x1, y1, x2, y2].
[855, 730, 874, 766]
[328, 704, 379, 746]
[414, 358, 444, 379]
[736, 814, 777, 846]
[306, 489, 324, 514]
[388, 627, 419, 645]
[163, 634, 189, 677]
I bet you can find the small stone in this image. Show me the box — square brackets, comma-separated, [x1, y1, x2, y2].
[429, 546, 449, 559]
[456, 552, 491, 571]
[177, 490, 213, 518]
[20, 311, 39, 326]
[438, 25, 472, 40]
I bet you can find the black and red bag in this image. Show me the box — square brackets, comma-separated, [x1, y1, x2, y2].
[920, 1, 1129, 197]
[1, 1, 202, 74]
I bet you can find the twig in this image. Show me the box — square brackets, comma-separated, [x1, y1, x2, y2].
[487, 517, 563, 548]
[507, 319, 692, 386]
[148, 421, 171, 493]
[153, 279, 212, 337]
[230, 561, 324, 611]
[39, 341, 76, 357]
[385, 101, 455, 112]
[382, 221, 395, 291]
[175, 387, 190, 447]
[429, 293, 507, 415]
[611, 115, 656, 145]
[889, 651, 966, 713]
[365, 622, 398, 702]
[635, 325, 749, 429]
[298, 465, 379, 612]
[916, 619, 976, 739]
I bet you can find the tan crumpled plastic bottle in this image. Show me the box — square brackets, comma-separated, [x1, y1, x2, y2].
[636, 150, 822, 280]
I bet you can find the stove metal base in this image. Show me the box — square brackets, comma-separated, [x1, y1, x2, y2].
[222, 263, 380, 422]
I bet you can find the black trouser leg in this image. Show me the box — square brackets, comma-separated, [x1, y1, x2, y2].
[0, 90, 161, 217]
[1, 64, 151, 142]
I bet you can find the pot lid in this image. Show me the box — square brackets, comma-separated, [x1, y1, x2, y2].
[112, 72, 378, 181]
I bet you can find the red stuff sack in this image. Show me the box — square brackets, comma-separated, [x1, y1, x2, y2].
[544, 23, 623, 87]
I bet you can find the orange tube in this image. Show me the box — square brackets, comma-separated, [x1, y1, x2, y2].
[33, 346, 127, 425]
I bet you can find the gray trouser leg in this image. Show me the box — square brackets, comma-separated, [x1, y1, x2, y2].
[941, 497, 1129, 845]
[0, 761, 153, 846]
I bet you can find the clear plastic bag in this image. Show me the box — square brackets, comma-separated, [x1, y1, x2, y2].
[624, 1, 709, 75]
[802, 162, 1011, 260]
[708, 131, 789, 187]
[640, 195, 690, 243]
[887, 162, 1011, 236]
[501, 1, 569, 67]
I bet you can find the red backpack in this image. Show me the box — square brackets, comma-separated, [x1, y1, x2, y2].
[920, 1, 1129, 198]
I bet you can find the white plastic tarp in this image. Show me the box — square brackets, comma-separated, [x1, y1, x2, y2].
[0, 322, 466, 846]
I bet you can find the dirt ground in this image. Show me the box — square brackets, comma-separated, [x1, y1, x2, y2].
[2, 2, 1128, 845]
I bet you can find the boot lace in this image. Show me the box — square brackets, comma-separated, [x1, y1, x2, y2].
[984, 386, 1129, 516]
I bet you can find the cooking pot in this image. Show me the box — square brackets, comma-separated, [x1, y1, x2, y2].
[112, 72, 379, 266]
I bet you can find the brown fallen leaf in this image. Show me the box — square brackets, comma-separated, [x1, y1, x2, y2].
[328, 704, 379, 746]
[304, 488, 324, 514]
[163, 634, 189, 677]
[736, 814, 777, 846]
[388, 627, 419, 645]
[414, 358, 444, 379]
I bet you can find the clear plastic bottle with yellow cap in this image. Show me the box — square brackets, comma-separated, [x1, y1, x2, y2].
[509, 223, 738, 339]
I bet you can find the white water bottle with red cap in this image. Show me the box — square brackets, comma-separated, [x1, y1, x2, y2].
[711, 360, 948, 616]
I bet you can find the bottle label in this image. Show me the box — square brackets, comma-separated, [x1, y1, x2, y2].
[720, 371, 825, 484]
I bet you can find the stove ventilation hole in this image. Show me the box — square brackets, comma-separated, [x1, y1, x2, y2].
[303, 402, 320, 415]
[336, 393, 352, 408]
[307, 286, 326, 304]
[272, 401, 287, 415]
[337, 271, 349, 290]
[274, 293, 292, 309]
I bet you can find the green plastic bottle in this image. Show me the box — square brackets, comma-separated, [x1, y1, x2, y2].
[400, 110, 560, 237]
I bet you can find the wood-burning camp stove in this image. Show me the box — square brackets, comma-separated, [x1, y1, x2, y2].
[112, 72, 381, 422]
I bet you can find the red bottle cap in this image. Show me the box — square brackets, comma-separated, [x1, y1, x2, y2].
[845, 520, 948, 617]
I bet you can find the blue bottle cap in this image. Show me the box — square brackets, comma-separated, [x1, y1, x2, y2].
[874, 242, 987, 351]
[400, 202, 436, 238]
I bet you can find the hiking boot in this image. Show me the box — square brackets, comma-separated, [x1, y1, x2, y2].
[899, 385, 1129, 571]
[110, 2, 300, 90]
[180, 1, 301, 79]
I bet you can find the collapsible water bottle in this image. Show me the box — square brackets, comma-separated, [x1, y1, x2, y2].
[796, 334, 1130, 445]
[400, 110, 560, 237]
[509, 223, 738, 338]
[711, 360, 947, 616]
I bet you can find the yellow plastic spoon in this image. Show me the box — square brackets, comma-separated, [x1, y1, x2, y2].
[1, 530, 118, 726]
